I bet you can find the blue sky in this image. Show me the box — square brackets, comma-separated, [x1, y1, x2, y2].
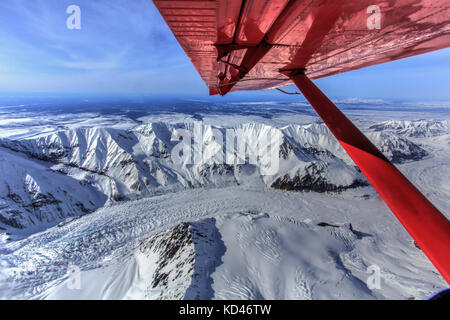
[0, 0, 449, 100]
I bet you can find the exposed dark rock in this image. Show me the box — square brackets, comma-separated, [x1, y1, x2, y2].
[199, 163, 234, 178]
[119, 159, 134, 167]
[112, 193, 126, 202]
[7, 192, 22, 204]
[271, 164, 368, 193]
[413, 241, 422, 250]
[137, 219, 226, 300]
[279, 139, 296, 160]
[389, 146, 428, 164]
[75, 202, 91, 214]
[317, 222, 340, 228]
[140, 222, 193, 290]
[317, 222, 372, 240]
[6, 184, 23, 203]
[0, 213, 24, 229]
[29, 193, 61, 209]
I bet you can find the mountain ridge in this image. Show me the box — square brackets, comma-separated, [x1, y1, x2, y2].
[0, 120, 433, 234]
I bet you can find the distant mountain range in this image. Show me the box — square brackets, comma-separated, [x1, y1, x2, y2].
[0, 119, 437, 235]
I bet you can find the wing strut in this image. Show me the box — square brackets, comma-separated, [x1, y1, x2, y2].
[283, 69, 450, 284]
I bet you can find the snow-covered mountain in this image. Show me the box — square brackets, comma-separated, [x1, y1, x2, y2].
[0, 115, 448, 300]
[369, 119, 448, 138]
[0, 148, 105, 234]
[0, 121, 431, 234]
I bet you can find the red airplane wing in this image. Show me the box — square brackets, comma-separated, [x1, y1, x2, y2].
[153, 0, 450, 95]
[154, 0, 450, 285]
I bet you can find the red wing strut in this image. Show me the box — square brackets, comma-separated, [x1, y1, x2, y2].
[285, 70, 450, 284]
[153, 0, 450, 284]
